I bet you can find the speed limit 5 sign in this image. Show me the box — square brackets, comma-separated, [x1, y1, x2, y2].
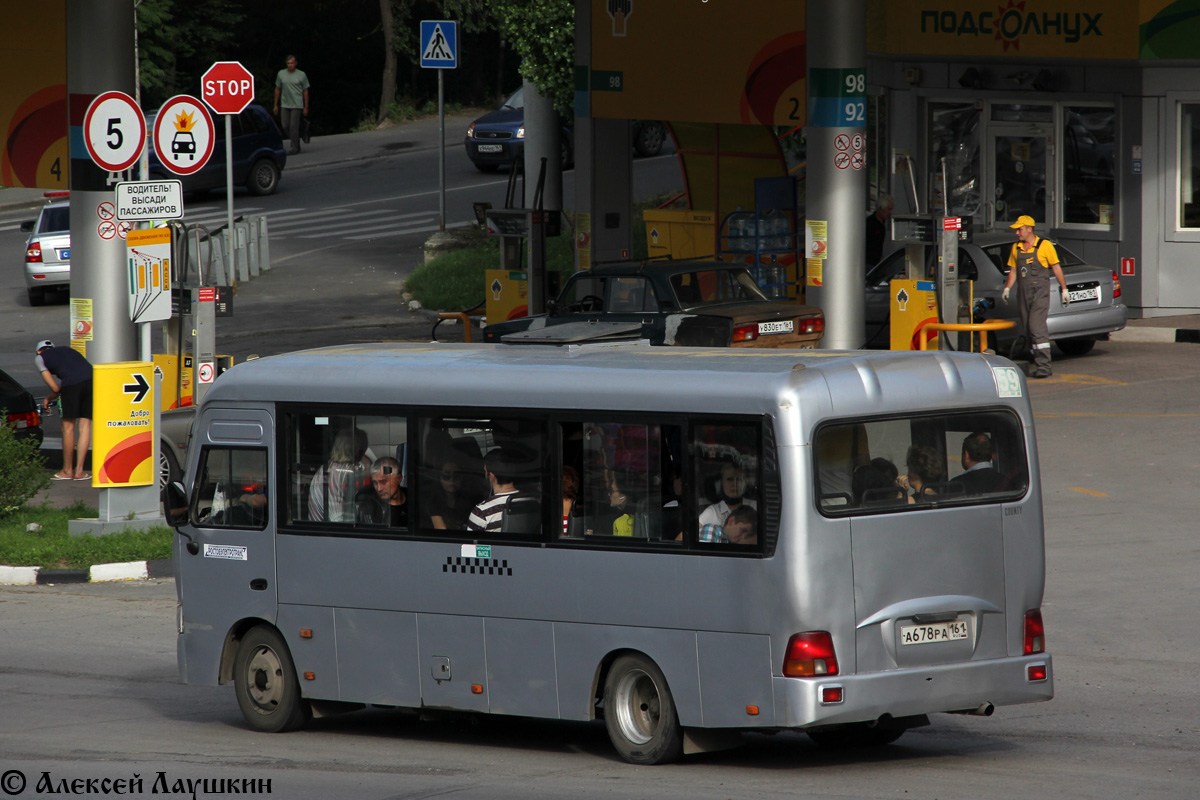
[83, 91, 147, 173]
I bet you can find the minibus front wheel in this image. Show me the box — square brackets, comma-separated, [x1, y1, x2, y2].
[603, 654, 683, 765]
[234, 625, 311, 733]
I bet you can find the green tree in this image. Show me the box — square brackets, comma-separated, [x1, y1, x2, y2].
[136, 0, 244, 109]
[490, 0, 574, 114]
[0, 421, 49, 520]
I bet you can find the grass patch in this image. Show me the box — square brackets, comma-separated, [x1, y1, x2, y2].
[407, 193, 681, 311]
[0, 501, 172, 570]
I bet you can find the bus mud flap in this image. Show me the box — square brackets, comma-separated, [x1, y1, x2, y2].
[682, 727, 743, 755]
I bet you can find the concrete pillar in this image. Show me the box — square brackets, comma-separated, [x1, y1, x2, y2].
[806, 0, 868, 349]
[66, 0, 138, 364]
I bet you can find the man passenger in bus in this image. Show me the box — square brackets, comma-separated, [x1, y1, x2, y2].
[697, 505, 757, 545]
[561, 465, 580, 536]
[697, 460, 756, 529]
[950, 432, 1002, 494]
[467, 449, 519, 533]
[898, 444, 945, 503]
[356, 457, 408, 527]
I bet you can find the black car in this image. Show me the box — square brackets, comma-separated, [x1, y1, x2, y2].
[482, 261, 824, 349]
[147, 104, 287, 196]
[1, 368, 44, 447]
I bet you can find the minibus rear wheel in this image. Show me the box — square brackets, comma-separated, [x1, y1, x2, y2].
[603, 654, 683, 765]
[806, 722, 905, 748]
[234, 625, 311, 733]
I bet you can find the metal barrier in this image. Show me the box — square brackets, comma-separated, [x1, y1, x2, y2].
[917, 320, 1016, 353]
[434, 311, 485, 343]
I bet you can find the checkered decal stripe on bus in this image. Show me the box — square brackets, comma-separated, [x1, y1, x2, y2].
[444, 557, 512, 576]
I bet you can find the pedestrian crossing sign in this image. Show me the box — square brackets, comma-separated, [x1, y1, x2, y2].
[420, 20, 458, 69]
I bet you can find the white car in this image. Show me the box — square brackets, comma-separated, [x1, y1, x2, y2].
[21, 196, 71, 306]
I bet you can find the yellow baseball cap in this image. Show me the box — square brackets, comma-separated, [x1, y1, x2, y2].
[1009, 215, 1036, 229]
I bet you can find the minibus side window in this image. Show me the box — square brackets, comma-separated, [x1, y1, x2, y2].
[193, 447, 268, 530]
[285, 413, 410, 531]
[815, 410, 1028, 515]
[559, 420, 683, 544]
[691, 423, 762, 550]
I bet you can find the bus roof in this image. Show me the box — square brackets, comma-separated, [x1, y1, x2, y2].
[203, 343, 1030, 421]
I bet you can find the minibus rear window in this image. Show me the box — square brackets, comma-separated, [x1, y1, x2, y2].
[815, 410, 1028, 515]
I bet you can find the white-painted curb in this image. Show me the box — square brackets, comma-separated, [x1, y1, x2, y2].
[0, 565, 39, 586]
[90, 560, 149, 582]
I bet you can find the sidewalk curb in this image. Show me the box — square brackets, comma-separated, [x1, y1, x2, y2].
[0, 558, 173, 586]
[1111, 327, 1200, 344]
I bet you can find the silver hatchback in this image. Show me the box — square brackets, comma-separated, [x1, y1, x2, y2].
[21, 197, 71, 306]
[865, 233, 1127, 356]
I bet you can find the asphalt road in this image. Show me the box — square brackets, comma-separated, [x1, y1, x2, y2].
[1, 337, 1197, 798]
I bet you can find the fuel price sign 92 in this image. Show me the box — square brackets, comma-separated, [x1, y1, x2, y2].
[83, 91, 147, 172]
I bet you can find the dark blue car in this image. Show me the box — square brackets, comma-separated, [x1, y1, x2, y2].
[148, 104, 287, 196]
[463, 88, 666, 172]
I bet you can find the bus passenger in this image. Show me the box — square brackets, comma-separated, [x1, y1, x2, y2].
[852, 458, 903, 505]
[951, 433, 1002, 494]
[698, 460, 756, 529]
[356, 457, 408, 527]
[898, 445, 945, 503]
[698, 505, 756, 545]
[427, 460, 473, 530]
[467, 449, 519, 533]
[561, 465, 580, 536]
[308, 428, 371, 522]
[608, 470, 637, 536]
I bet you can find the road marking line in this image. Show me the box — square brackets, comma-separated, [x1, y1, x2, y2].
[296, 216, 441, 239]
[272, 210, 435, 234]
[342, 220, 472, 240]
[1068, 487, 1108, 497]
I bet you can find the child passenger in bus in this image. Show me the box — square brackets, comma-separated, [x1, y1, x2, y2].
[697, 460, 756, 529]
[697, 505, 756, 545]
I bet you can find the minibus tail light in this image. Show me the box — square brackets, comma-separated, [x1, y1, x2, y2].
[783, 631, 838, 677]
[1023, 609, 1045, 654]
[1112, 270, 1122, 298]
[732, 323, 759, 343]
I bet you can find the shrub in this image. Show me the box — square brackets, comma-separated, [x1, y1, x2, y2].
[0, 418, 50, 519]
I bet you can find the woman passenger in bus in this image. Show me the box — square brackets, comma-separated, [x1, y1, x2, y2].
[427, 460, 473, 530]
[608, 471, 637, 536]
[307, 428, 371, 522]
[898, 444, 945, 503]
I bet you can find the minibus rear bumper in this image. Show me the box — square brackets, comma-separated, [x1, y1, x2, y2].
[773, 654, 1053, 729]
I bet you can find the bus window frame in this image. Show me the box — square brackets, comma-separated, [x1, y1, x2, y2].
[812, 406, 1030, 518]
[191, 444, 271, 531]
[275, 403, 778, 558]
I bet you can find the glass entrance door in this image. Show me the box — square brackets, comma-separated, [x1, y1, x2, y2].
[989, 128, 1052, 229]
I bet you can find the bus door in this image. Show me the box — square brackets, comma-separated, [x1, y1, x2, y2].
[178, 407, 277, 679]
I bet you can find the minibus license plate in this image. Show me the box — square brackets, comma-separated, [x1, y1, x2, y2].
[758, 320, 794, 335]
[477, 144, 504, 153]
[900, 620, 969, 645]
[1068, 286, 1098, 303]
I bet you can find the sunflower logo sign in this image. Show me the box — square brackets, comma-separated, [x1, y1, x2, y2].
[93, 362, 157, 488]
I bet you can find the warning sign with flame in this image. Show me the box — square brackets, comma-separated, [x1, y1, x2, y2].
[152, 95, 215, 176]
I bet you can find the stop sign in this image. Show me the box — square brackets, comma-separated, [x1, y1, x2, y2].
[202, 61, 255, 115]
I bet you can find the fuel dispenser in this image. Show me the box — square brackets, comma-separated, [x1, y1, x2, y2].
[159, 222, 234, 408]
[480, 158, 560, 325]
[887, 214, 974, 350]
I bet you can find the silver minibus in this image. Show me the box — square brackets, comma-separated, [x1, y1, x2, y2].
[167, 343, 1052, 764]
